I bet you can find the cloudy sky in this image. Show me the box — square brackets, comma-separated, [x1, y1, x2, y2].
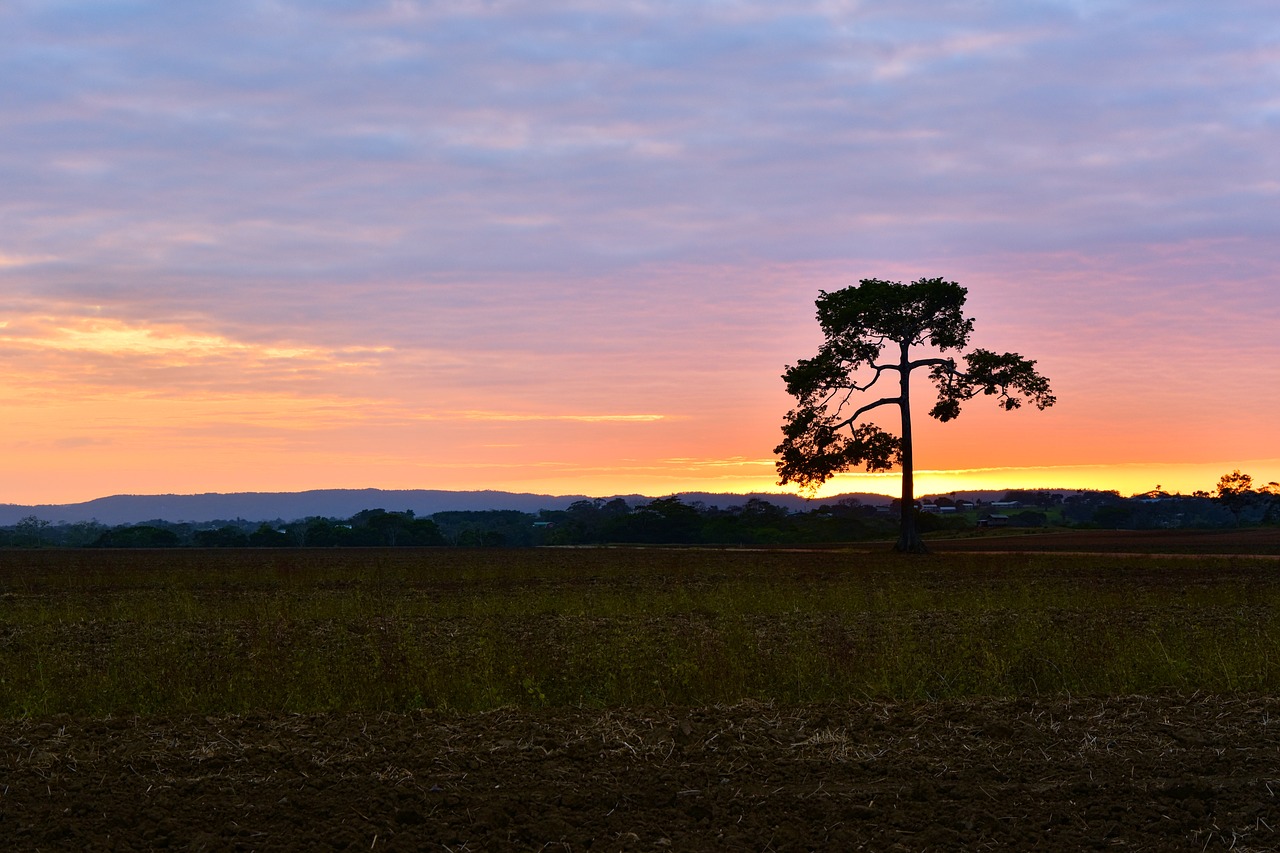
[1, 0, 1277, 504]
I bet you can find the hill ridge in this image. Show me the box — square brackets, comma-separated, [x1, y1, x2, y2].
[0, 488, 896, 526]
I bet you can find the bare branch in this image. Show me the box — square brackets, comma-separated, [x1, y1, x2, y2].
[848, 364, 893, 393]
[834, 396, 901, 429]
[907, 357, 955, 373]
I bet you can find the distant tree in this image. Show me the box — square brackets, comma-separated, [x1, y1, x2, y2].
[723, 498, 796, 544]
[92, 525, 181, 548]
[302, 518, 345, 546]
[193, 525, 250, 548]
[248, 524, 292, 547]
[776, 278, 1055, 553]
[624, 496, 703, 543]
[1092, 504, 1134, 529]
[793, 500, 895, 542]
[432, 510, 534, 546]
[403, 517, 446, 546]
[1215, 470, 1280, 525]
[1217, 470, 1254, 499]
[601, 497, 632, 515]
[60, 520, 109, 547]
[13, 515, 50, 547]
[1002, 489, 1060, 507]
[352, 509, 411, 545]
[458, 529, 507, 547]
[548, 500, 607, 543]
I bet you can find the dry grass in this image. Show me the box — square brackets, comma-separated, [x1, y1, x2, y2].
[3, 547, 1280, 716]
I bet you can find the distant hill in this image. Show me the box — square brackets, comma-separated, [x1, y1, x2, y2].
[0, 488, 895, 526]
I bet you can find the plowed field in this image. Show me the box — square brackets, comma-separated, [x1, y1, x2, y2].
[931, 526, 1280, 555]
[5, 695, 1279, 851]
[4, 539, 1280, 850]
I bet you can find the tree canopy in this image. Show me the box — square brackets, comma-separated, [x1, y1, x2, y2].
[776, 277, 1055, 552]
[1215, 469, 1280, 525]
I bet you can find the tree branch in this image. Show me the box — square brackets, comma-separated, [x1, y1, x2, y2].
[834, 396, 901, 429]
[849, 364, 896, 392]
[907, 357, 955, 372]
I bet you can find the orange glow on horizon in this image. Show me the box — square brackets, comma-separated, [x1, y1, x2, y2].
[4, 453, 1276, 508]
[1, 290, 1276, 509]
[3, 7, 1280, 519]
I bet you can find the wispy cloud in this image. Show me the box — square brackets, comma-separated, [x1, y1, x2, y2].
[0, 1, 1276, 501]
[0, 314, 401, 401]
[8, 319, 318, 360]
[0, 252, 57, 268]
[663, 456, 776, 469]
[450, 411, 666, 423]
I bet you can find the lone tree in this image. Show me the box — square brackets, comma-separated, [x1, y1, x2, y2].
[776, 277, 1055, 553]
[1215, 470, 1280, 525]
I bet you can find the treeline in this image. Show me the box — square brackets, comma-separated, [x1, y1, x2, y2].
[1, 473, 1275, 549]
[0, 498, 905, 549]
[0, 509, 450, 550]
[956, 472, 1278, 530]
[1073, 470, 1280, 530]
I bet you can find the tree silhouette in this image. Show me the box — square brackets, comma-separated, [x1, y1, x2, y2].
[1215, 469, 1280, 524]
[776, 277, 1056, 553]
[1216, 469, 1254, 499]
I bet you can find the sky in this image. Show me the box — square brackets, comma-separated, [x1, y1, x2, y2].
[1, 0, 1278, 505]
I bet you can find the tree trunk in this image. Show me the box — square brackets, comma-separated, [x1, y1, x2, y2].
[894, 342, 929, 554]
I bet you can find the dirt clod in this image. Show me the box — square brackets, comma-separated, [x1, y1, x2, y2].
[2, 695, 1279, 850]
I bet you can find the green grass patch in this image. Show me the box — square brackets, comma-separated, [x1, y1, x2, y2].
[2, 547, 1278, 716]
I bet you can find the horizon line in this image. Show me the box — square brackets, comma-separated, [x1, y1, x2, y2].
[0, 482, 1157, 509]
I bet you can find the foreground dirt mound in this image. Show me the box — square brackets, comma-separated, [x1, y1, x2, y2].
[3, 695, 1277, 851]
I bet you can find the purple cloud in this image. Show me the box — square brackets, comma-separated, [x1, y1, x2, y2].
[0, 0, 1277, 499]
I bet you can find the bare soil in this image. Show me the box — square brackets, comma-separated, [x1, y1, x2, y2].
[4, 694, 1280, 851]
[930, 527, 1280, 555]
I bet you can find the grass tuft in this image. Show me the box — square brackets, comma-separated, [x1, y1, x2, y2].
[2, 548, 1278, 716]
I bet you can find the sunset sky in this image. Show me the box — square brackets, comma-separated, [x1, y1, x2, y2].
[1, 0, 1277, 505]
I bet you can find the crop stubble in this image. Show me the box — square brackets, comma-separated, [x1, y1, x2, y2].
[4, 695, 1280, 850]
[3, 538, 1280, 849]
